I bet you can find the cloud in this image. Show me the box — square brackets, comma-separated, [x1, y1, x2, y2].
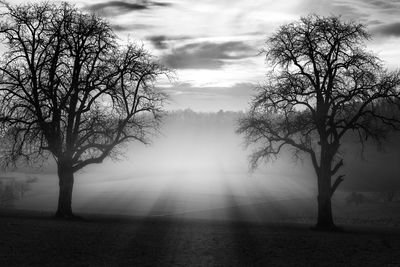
[112, 23, 153, 32]
[164, 82, 255, 98]
[161, 41, 257, 69]
[292, 0, 400, 44]
[85, 0, 171, 17]
[147, 35, 194, 50]
[371, 22, 400, 37]
[148, 35, 168, 49]
[160, 82, 256, 111]
[296, 0, 400, 25]
[111, 24, 130, 32]
[362, 0, 400, 10]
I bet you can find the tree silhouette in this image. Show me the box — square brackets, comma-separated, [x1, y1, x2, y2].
[237, 15, 400, 230]
[0, 2, 168, 218]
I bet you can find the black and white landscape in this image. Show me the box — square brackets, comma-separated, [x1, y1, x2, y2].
[0, 0, 400, 266]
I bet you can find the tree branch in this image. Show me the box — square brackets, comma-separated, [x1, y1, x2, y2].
[331, 175, 345, 197]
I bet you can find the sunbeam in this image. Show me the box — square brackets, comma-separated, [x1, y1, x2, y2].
[12, 112, 317, 223]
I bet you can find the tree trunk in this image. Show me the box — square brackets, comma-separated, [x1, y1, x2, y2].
[55, 160, 75, 218]
[316, 178, 335, 230]
[315, 162, 337, 231]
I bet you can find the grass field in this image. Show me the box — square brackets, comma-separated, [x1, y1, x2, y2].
[1, 202, 400, 267]
[2, 168, 400, 266]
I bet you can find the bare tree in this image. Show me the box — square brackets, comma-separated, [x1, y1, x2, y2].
[0, 2, 168, 218]
[237, 15, 400, 230]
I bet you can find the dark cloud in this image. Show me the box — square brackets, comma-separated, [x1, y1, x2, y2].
[364, 0, 400, 10]
[161, 41, 257, 69]
[147, 35, 195, 50]
[298, 0, 400, 24]
[330, 0, 400, 20]
[372, 22, 400, 37]
[148, 35, 168, 49]
[112, 23, 153, 32]
[85, 0, 171, 17]
[111, 24, 129, 32]
[329, 4, 370, 22]
[368, 20, 384, 26]
[295, 0, 367, 20]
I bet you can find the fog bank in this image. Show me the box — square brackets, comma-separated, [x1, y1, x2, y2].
[2, 110, 399, 219]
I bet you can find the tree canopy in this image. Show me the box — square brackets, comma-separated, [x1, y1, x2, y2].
[0, 2, 167, 170]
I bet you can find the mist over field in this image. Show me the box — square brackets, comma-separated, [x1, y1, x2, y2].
[3, 110, 400, 221]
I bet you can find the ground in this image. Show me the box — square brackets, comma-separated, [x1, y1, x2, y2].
[1, 210, 400, 267]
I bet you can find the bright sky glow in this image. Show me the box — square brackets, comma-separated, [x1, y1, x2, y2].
[5, 0, 400, 111]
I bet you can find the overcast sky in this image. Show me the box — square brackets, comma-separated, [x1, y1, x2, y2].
[8, 0, 400, 111]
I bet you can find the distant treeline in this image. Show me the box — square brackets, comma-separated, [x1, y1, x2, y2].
[165, 109, 243, 128]
[0, 176, 38, 208]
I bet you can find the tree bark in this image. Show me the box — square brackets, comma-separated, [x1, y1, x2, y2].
[55, 160, 75, 218]
[316, 176, 335, 230]
[315, 152, 337, 231]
